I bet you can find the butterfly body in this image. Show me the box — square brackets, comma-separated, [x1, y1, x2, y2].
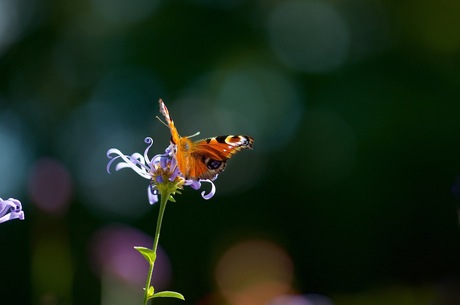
[159, 99, 254, 180]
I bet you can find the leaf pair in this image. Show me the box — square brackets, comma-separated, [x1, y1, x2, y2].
[135, 246, 185, 301]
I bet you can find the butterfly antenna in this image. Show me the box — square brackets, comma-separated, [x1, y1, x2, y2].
[187, 131, 201, 138]
[156, 116, 169, 128]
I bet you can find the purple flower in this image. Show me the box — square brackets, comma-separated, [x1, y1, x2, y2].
[0, 198, 25, 224]
[107, 137, 216, 204]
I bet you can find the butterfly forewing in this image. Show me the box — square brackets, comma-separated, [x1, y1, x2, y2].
[188, 135, 253, 179]
[159, 99, 181, 146]
[195, 135, 254, 160]
[158, 99, 254, 181]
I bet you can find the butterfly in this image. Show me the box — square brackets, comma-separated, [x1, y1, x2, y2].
[159, 99, 254, 181]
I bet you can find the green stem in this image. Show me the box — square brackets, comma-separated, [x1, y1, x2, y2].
[152, 192, 168, 254]
[142, 191, 169, 305]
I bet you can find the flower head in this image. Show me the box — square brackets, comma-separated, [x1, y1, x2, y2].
[0, 198, 25, 224]
[107, 137, 216, 204]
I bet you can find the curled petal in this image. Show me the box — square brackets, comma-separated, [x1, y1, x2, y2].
[148, 186, 159, 205]
[107, 138, 220, 204]
[0, 198, 25, 223]
[165, 144, 174, 156]
[114, 153, 145, 171]
[107, 149, 151, 179]
[143, 137, 154, 164]
[185, 180, 201, 190]
[106, 148, 125, 173]
[200, 180, 216, 200]
[184, 179, 215, 199]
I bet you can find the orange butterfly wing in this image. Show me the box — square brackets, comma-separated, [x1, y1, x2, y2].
[159, 99, 254, 180]
[187, 135, 254, 179]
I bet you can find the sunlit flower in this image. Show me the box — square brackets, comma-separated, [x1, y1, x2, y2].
[107, 137, 216, 204]
[0, 198, 25, 224]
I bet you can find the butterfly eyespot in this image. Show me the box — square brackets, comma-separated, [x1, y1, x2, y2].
[159, 99, 253, 180]
[205, 158, 223, 170]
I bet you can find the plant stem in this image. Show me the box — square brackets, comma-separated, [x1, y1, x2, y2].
[152, 192, 168, 254]
[142, 191, 169, 305]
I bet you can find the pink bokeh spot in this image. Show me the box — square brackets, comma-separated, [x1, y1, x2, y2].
[28, 158, 72, 216]
[89, 224, 172, 289]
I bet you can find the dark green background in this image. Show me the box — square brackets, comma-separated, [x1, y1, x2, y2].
[1, 0, 460, 304]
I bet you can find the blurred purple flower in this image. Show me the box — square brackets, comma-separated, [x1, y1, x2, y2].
[107, 137, 216, 204]
[0, 198, 25, 224]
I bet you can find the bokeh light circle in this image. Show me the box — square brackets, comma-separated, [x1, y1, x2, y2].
[28, 158, 73, 216]
[268, 0, 350, 73]
[400, 0, 460, 54]
[214, 66, 304, 152]
[163, 64, 303, 194]
[58, 68, 163, 219]
[0, 0, 34, 56]
[89, 224, 171, 289]
[269, 294, 335, 305]
[339, 0, 391, 61]
[215, 239, 294, 305]
[0, 110, 33, 196]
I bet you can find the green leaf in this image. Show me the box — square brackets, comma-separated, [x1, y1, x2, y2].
[147, 286, 154, 297]
[134, 246, 156, 264]
[168, 195, 176, 202]
[151, 291, 185, 300]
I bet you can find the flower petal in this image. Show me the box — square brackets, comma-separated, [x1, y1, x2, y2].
[107, 137, 220, 204]
[107, 149, 151, 179]
[143, 137, 154, 164]
[200, 180, 216, 200]
[185, 180, 201, 190]
[169, 167, 181, 182]
[148, 186, 159, 205]
[0, 198, 25, 223]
